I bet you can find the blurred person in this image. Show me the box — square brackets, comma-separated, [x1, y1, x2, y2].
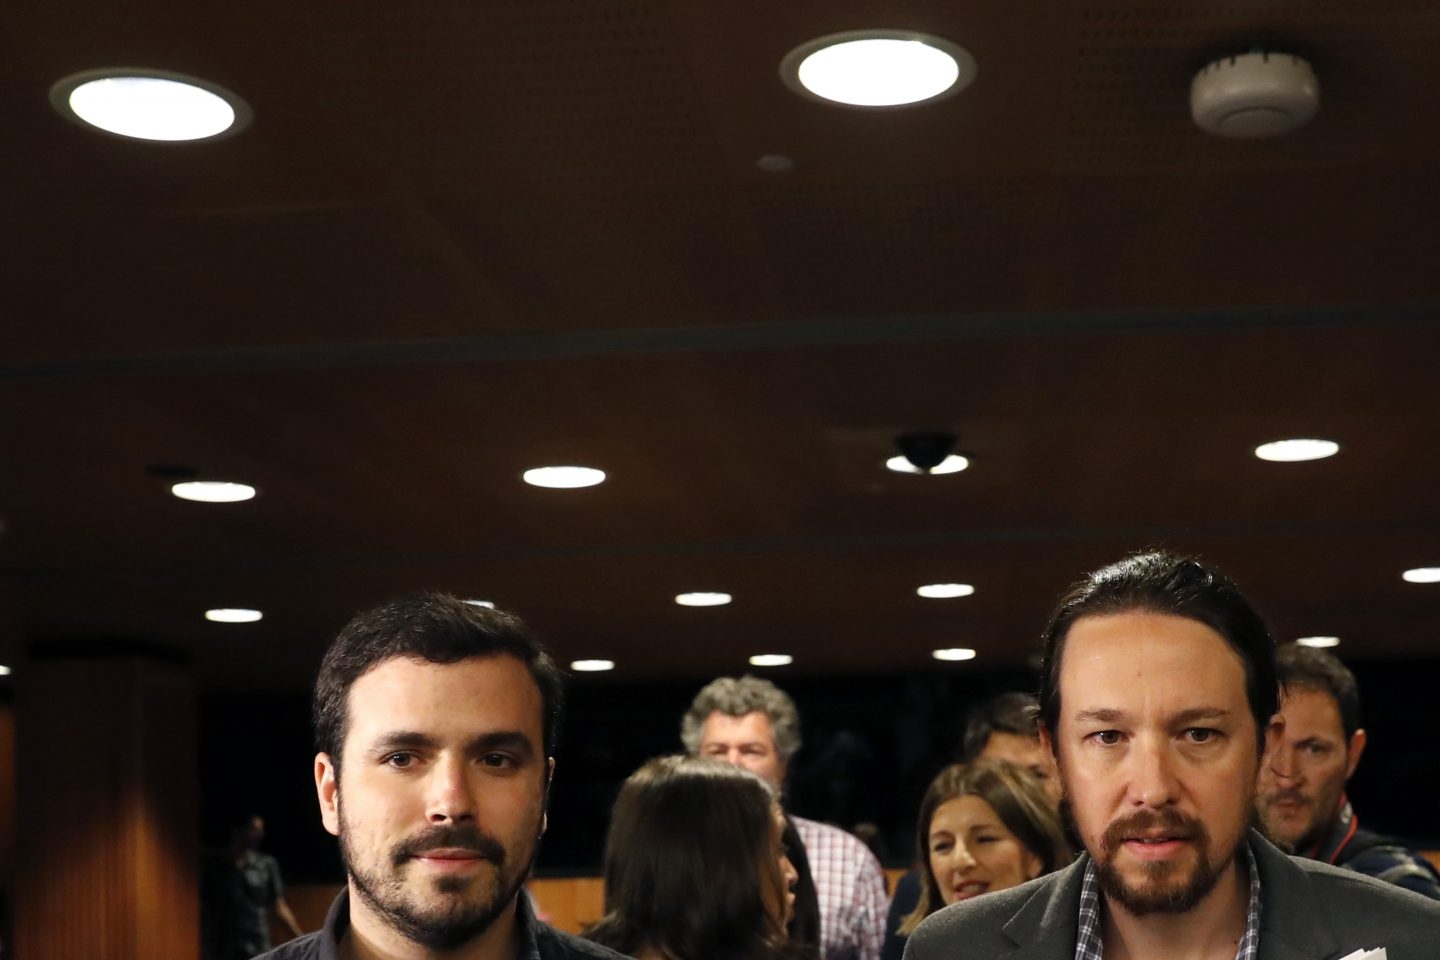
[201, 814, 304, 959]
[898, 759, 1073, 938]
[905, 551, 1440, 960]
[1257, 643, 1440, 898]
[584, 755, 804, 960]
[882, 693, 1060, 960]
[253, 593, 627, 960]
[682, 676, 886, 960]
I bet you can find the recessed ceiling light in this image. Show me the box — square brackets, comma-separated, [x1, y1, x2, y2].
[171, 481, 257, 503]
[464, 599, 497, 608]
[675, 592, 732, 607]
[1296, 636, 1340, 648]
[1401, 567, 1440, 584]
[932, 648, 977, 661]
[781, 30, 977, 107]
[570, 659, 615, 672]
[205, 608, 263, 623]
[51, 69, 251, 142]
[749, 654, 793, 667]
[522, 466, 606, 489]
[0, 665, 11, 676]
[917, 583, 975, 599]
[1254, 439, 1339, 462]
[885, 454, 969, 475]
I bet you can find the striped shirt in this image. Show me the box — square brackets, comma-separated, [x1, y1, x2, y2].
[793, 816, 888, 960]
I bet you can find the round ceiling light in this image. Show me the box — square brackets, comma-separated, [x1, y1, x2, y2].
[522, 466, 606, 489]
[171, 481, 257, 503]
[571, 659, 615, 672]
[885, 454, 969, 475]
[0, 665, 12, 676]
[1295, 635, 1340, 648]
[932, 647, 977, 661]
[675, 592, 732, 607]
[205, 608, 263, 623]
[1401, 567, 1440, 584]
[51, 69, 251, 142]
[464, 599, 496, 609]
[749, 653, 793, 667]
[1253, 439, 1339, 462]
[781, 30, 976, 108]
[917, 582, 975, 599]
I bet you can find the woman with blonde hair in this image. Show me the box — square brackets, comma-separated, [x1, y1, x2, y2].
[899, 758, 1073, 935]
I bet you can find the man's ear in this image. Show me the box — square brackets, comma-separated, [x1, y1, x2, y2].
[1344, 728, 1367, 780]
[1039, 724, 1057, 767]
[316, 753, 341, 837]
[540, 757, 556, 837]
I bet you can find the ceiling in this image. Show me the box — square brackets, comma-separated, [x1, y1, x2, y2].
[1, 0, 1438, 690]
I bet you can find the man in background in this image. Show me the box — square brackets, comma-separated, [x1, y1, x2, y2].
[1257, 643, 1440, 898]
[682, 675, 887, 960]
[201, 814, 304, 960]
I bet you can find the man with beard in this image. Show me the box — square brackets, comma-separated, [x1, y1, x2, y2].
[904, 551, 1440, 960]
[1257, 643, 1440, 898]
[254, 594, 628, 960]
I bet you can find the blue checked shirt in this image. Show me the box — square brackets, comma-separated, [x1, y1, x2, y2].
[1073, 841, 1262, 960]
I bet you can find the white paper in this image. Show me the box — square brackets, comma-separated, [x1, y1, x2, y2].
[1335, 948, 1387, 960]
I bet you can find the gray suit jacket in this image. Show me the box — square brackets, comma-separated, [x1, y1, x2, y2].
[904, 831, 1440, 960]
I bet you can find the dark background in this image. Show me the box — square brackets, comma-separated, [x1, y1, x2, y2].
[198, 659, 1440, 883]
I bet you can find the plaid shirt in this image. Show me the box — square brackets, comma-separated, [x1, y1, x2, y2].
[1074, 841, 1262, 960]
[793, 816, 888, 960]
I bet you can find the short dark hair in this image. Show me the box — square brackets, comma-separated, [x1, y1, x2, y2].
[585, 756, 794, 960]
[900, 758, 1073, 935]
[1275, 643, 1361, 740]
[313, 593, 564, 775]
[961, 692, 1041, 762]
[1037, 551, 1279, 752]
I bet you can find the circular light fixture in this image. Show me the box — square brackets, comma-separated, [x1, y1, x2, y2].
[205, 608, 263, 623]
[1296, 636, 1340, 648]
[1190, 52, 1318, 139]
[570, 659, 615, 672]
[1402, 567, 1440, 584]
[675, 592, 732, 607]
[781, 30, 976, 108]
[916, 582, 975, 599]
[885, 454, 970, 475]
[171, 481, 257, 503]
[0, 665, 11, 676]
[522, 466, 606, 489]
[749, 654, 793, 667]
[464, 599, 496, 609]
[932, 648, 977, 661]
[1254, 439, 1339, 462]
[51, 69, 251, 142]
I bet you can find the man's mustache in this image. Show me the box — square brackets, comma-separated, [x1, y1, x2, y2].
[392, 824, 506, 866]
[1100, 808, 1208, 857]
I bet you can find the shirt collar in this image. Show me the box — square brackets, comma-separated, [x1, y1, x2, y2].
[1074, 840, 1263, 960]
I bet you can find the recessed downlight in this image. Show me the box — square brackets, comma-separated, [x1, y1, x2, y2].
[932, 648, 977, 661]
[916, 583, 975, 599]
[1254, 439, 1339, 462]
[749, 654, 793, 667]
[571, 659, 615, 672]
[1296, 636, 1340, 648]
[464, 599, 497, 609]
[1402, 567, 1440, 584]
[522, 466, 606, 489]
[0, 665, 11, 676]
[51, 69, 251, 142]
[781, 31, 976, 108]
[885, 454, 969, 475]
[675, 592, 732, 607]
[171, 481, 257, 503]
[205, 608, 263, 623]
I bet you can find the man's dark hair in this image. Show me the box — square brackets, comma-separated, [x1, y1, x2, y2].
[1037, 551, 1279, 752]
[313, 593, 564, 775]
[960, 691, 1041, 762]
[1275, 643, 1361, 740]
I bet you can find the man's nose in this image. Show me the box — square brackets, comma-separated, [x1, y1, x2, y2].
[1267, 744, 1302, 782]
[1129, 736, 1180, 807]
[426, 756, 477, 823]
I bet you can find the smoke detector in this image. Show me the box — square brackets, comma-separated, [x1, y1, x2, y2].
[1190, 51, 1319, 138]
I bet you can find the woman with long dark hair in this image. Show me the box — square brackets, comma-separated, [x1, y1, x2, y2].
[585, 755, 804, 960]
[899, 758, 1073, 936]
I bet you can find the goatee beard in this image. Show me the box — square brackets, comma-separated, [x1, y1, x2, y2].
[1091, 808, 1231, 917]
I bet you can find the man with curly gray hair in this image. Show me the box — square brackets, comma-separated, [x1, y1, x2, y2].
[681, 676, 887, 960]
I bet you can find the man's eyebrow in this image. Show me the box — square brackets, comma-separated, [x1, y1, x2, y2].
[1170, 707, 1233, 726]
[365, 730, 536, 757]
[1073, 708, 1127, 724]
[367, 731, 438, 754]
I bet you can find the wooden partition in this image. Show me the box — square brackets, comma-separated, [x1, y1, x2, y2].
[14, 655, 197, 960]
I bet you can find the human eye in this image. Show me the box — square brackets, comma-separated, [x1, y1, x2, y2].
[930, 839, 954, 855]
[1184, 728, 1221, 744]
[973, 834, 1000, 845]
[480, 752, 516, 769]
[382, 752, 417, 769]
[1088, 730, 1122, 746]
